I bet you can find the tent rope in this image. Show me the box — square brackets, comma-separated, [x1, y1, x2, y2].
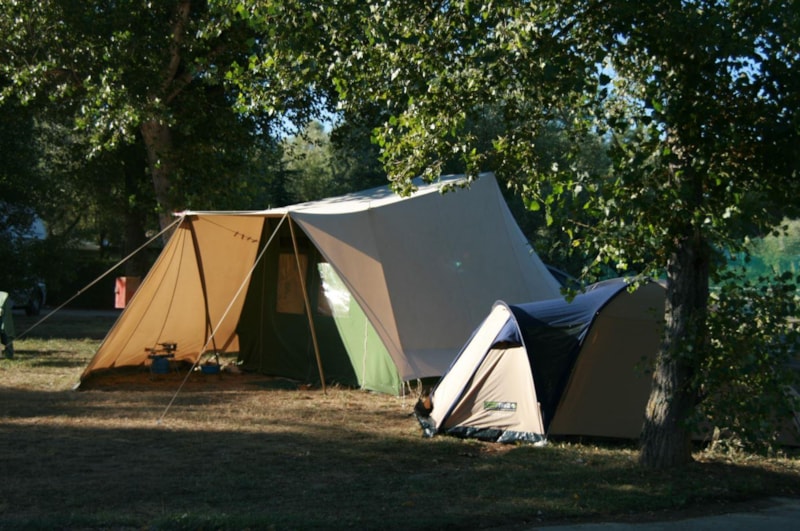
[361, 318, 368, 391]
[158, 213, 289, 423]
[288, 217, 327, 393]
[16, 216, 184, 340]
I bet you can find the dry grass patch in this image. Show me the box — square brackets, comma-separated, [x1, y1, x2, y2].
[0, 309, 798, 529]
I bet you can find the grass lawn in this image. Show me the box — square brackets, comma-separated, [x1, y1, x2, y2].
[0, 309, 798, 529]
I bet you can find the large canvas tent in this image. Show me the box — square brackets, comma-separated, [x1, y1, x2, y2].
[415, 279, 666, 443]
[79, 173, 563, 393]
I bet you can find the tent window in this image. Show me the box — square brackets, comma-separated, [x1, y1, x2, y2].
[317, 268, 332, 317]
[276, 252, 307, 314]
[317, 262, 351, 317]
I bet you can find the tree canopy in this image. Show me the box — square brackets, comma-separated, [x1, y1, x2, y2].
[0, 1, 297, 230]
[308, 0, 799, 467]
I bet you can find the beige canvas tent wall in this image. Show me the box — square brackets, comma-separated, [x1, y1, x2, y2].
[78, 173, 563, 391]
[415, 279, 666, 442]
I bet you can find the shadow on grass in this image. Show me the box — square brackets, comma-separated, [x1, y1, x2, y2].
[1, 386, 798, 530]
[9, 349, 90, 369]
[13, 309, 120, 341]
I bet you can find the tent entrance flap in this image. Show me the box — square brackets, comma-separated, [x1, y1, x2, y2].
[236, 218, 360, 388]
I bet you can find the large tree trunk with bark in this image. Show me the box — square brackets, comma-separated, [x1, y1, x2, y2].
[140, 119, 177, 233]
[139, 0, 192, 234]
[122, 140, 151, 277]
[639, 230, 710, 468]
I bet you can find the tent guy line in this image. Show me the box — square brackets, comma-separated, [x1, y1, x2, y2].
[19, 216, 183, 344]
[157, 213, 292, 423]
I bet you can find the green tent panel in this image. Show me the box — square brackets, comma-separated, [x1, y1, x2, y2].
[236, 219, 401, 393]
[318, 263, 403, 394]
[235, 219, 355, 387]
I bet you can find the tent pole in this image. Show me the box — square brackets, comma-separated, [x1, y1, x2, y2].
[187, 217, 219, 355]
[288, 217, 327, 393]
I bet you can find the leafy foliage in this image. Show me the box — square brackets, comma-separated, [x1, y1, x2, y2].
[0, 99, 47, 292]
[314, 0, 800, 466]
[697, 269, 800, 452]
[0, 1, 305, 223]
[746, 220, 800, 278]
[281, 121, 338, 203]
[281, 120, 388, 203]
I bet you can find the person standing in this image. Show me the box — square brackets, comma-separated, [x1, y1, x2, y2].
[0, 290, 15, 359]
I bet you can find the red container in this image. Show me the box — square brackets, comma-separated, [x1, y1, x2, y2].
[114, 276, 141, 309]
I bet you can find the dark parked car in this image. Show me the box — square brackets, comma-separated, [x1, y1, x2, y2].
[1, 206, 48, 316]
[11, 282, 46, 316]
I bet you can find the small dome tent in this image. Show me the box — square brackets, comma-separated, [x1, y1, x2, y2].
[415, 279, 667, 443]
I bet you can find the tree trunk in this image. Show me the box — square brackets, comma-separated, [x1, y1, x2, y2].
[639, 231, 710, 468]
[139, 0, 192, 234]
[140, 119, 176, 233]
[122, 141, 150, 277]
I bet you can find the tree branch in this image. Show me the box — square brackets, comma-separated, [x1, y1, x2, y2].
[160, 0, 192, 98]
